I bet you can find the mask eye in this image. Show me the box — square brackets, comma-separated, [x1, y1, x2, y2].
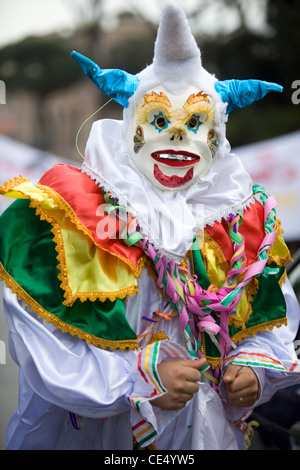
[155, 115, 168, 129]
[188, 116, 199, 130]
[147, 109, 170, 132]
[186, 112, 207, 133]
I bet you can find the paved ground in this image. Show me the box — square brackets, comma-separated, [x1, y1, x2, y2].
[0, 282, 19, 450]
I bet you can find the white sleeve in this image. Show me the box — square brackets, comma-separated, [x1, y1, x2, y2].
[3, 286, 187, 447]
[4, 286, 139, 418]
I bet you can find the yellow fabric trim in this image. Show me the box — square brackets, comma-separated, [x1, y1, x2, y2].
[203, 231, 228, 275]
[203, 241, 226, 289]
[0, 262, 139, 351]
[150, 331, 169, 343]
[268, 219, 293, 267]
[61, 224, 139, 306]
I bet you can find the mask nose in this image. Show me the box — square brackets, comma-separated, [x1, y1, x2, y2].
[167, 126, 187, 141]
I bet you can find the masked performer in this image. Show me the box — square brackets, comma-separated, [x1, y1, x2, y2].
[1, 3, 300, 450]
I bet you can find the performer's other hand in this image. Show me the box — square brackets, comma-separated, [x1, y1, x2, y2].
[222, 364, 259, 408]
[152, 358, 206, 410]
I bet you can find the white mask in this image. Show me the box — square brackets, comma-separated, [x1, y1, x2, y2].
[126, 85, 218, 191]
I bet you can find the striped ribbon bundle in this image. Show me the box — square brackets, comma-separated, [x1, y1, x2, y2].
[104, 185, 278, 378]
[141, 185, 278, 371]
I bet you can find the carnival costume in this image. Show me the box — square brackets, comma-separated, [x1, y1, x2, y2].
[1, 4, 300, 450]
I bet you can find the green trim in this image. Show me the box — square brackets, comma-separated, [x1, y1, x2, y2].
[231, 360, 285, 370]
[138, 432, 158, 447]
[191, 236, 211, 290]
[152, 342, 166, 393]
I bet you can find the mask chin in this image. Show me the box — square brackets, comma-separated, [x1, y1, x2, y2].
[125, 84, 216, 191]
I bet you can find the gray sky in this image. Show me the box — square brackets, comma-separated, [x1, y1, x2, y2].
[0, 0, 269, 48]
[0, 0, 75, 46]
[0, 0, 179, 47]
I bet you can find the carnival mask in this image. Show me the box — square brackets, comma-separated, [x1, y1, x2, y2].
[126, 85, 217, 190]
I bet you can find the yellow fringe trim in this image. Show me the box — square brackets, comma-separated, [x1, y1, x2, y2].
[268, 251, 293, 267]
[0, 175, 29, 193]
[279, 270, 288, 287]
[0, 262, 139, 351]
[150, 331, 169, 343]
[231, 316, 287, 345]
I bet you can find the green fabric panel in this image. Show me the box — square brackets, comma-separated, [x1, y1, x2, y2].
[0, 199, 137, 344]
[229, 265, 287, 339]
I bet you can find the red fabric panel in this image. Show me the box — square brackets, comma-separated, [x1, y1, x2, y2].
[39, 164, 143, 268]
[205, 200, 265, 266]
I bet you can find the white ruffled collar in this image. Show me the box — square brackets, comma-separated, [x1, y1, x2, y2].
[82, 119, 254, 263]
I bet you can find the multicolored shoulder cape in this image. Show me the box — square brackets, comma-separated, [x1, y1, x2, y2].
[0, 164, 291, 367]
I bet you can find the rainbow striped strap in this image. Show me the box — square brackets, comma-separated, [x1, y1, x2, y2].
[223, 351, 300, 373]
[128, 341, 166, 447]
[131, 416, 158, 448]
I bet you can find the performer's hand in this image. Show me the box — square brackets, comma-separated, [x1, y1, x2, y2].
[222, 364, 259, 408]
[152, 358, 206, 410]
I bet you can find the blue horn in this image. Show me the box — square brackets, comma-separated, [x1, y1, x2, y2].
[71, 51, 139, 108]
[215, 79, 283, 114]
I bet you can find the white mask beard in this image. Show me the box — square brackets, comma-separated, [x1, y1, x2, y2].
[126, 85, 218, 191]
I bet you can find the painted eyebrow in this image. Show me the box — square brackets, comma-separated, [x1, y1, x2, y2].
[142, 91, 172, 108]
[184, 91, 211, 108]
